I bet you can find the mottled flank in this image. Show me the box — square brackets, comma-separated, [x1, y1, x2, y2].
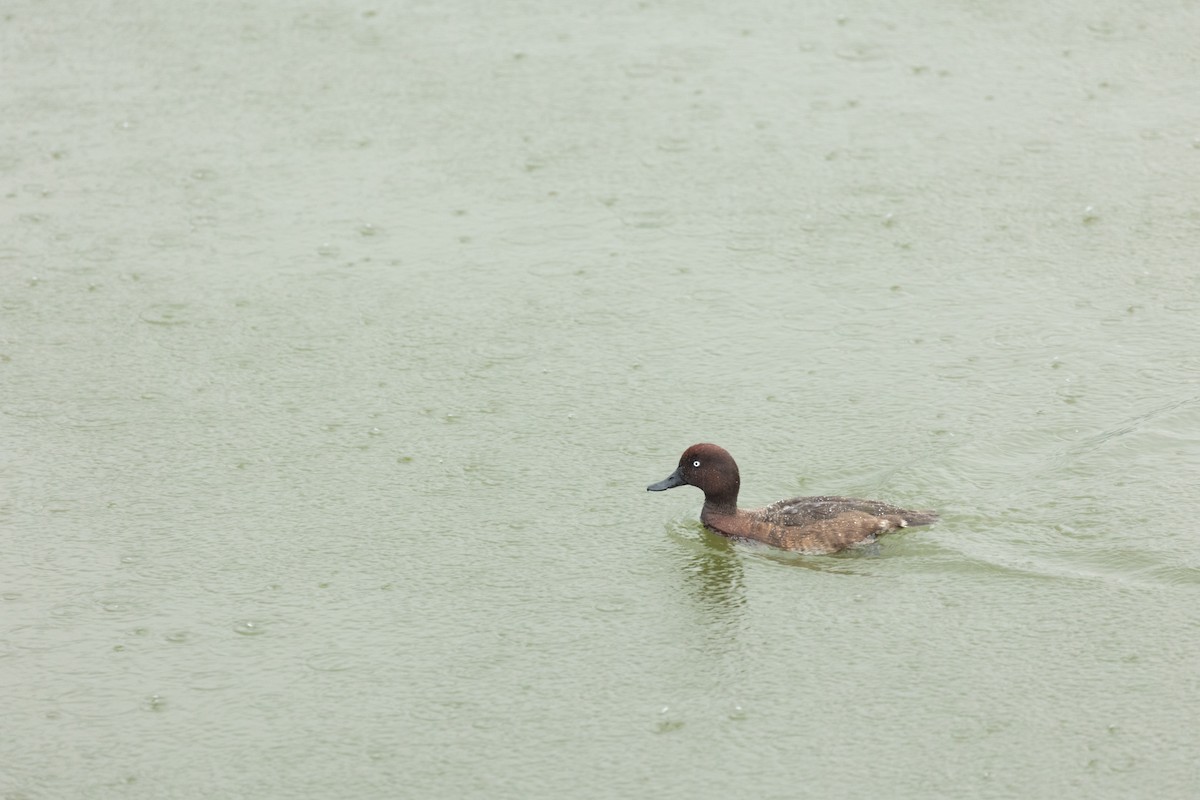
[648, 444, 938, 554]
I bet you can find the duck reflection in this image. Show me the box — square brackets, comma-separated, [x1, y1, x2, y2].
[674, 524, 746, 611]
[670, 523, 879, 620]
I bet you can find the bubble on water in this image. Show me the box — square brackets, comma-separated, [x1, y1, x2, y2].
[233, 620, 266, 636]
[613, 196, 675, 230]
[835, 42, 888, 62]
[656, 136, 690, 153]
[140, 303, 192, 326]
[655, 705, 685, 733]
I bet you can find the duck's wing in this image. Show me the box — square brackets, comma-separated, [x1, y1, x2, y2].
[759, 495, 939, 527]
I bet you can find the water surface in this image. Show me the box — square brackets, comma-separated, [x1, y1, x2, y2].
[3, 1, 1199, 797]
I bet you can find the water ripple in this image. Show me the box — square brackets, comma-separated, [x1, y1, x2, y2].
[305, 651, 361, 672]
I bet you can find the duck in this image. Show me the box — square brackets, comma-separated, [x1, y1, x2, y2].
[647, 443, 938, 554]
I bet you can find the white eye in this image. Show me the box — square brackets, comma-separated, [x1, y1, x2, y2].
[692, 460, 701, 468]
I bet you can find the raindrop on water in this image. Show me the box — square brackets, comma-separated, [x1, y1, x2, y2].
[233, 620, 266, 636]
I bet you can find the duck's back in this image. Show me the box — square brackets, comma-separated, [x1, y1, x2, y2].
[759, 495, 939, 528]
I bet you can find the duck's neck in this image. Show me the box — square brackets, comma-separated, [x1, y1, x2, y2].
[703, 499, 739, 519]
[702, 485, 739, 517]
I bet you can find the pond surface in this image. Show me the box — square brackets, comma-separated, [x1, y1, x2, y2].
[3, 1, 1199, 797]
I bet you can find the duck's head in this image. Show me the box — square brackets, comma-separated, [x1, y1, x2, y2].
[647, 443, 740, 510]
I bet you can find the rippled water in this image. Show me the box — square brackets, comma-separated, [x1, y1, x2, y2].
[3, 1, 1199, 798]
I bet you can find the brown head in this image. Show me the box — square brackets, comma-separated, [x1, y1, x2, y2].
[647, 443, 741, 512]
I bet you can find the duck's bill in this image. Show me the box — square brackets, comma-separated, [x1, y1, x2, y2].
[647, 468, 686, 491]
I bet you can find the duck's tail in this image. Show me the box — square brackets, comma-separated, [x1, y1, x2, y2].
[899, 510, 939, 527]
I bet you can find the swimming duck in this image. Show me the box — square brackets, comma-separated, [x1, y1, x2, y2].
[647, 443, 938, 554]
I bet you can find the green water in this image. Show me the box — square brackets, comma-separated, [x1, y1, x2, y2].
[3, 1, 1199, 797]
